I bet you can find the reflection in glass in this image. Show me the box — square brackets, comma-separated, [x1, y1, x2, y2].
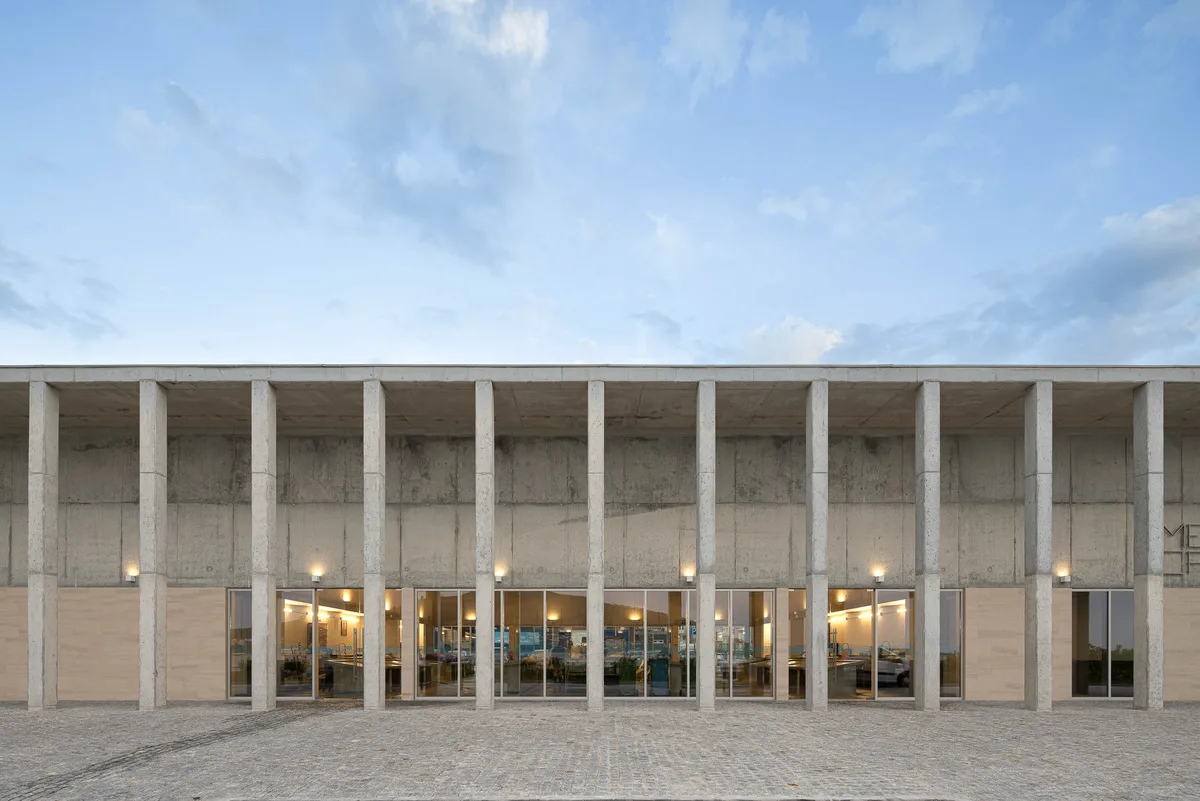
[788, 589, 806, 700]
[460, 591, 477, 697]
[500, 591, 544, 696]
[939, 590, 962, 698]
[277, 590, 314, 697]
[604, 590, 645, 697]
[418, 590, 460, 697]
[731, 590, 773, 697]
[228, 589, 252, 697]
[646, 591, 688, 697]
[384, 590, 403, 699]
[828, 589, 873, 700]
[684, 590, 696, 698]
[714, 591, 731, 696]
[546, 591, 587, 696]
[1110, 591, 1134, 697]
[1072, 591, 1109, 697]
[316, 589, 364, 698]
[875, 590, 914, 698]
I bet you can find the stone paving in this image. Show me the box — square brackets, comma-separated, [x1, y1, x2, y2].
[0, 700, 1195, 801]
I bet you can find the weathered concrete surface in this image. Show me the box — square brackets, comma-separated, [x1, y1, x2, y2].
[250, 381, 276, 713]
[586, 380, 604, 711]
[1024, 381, 1053, 711]
[138, 380, 168, 710]
[914, 381, 941, 711]
[362, 380, 386, 711]
[1134, 381, 1165, 710]
[695, 381, 716, 711]
[27, 381, 58, 711]
[805, 379, 829, 710]
[474, 381, 495, 710]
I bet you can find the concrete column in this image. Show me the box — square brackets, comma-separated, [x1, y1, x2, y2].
[27, 381, 59, 711]
[696, 380, 717, 710]
[805, 379, 829, 711]
[586, 380, 604, 711]
[1024, 380, 1053, 711]
[400, 587, 416, 700]
[474, 380, 495, 710]
[363, 380, 387, 710]
[251, 380, 277, 712]
[774, 586, 789, 701]
[138, 380, 168, 710]
[1133, 380, 1165, 710]
[914, 381, 941, 712]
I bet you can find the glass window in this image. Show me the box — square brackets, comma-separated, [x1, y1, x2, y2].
[875, 590, 914, 699]
[646, 591, 689, 697]
[1073, 590, 1134, 698]
[546, 591, 587, 696]
[788, 589, 806, 700]
[418, 590, 460, 697]
[731, 590, 773, 697]
[828, 589, 873, 700]
[604, 590, 645, 697]
[684, 590, 696, 698]
[940, 590, 962, 699]
[1072, 591, 1109, 697]
[278, 590, 314, 697]
[228, 589, 252, 698]
[460, 591, 477, 697]
[384, 590, 403, 699]
[316, 589, 364, 698]
[499, 591, 544, 697]
[714, 591, 731, 696]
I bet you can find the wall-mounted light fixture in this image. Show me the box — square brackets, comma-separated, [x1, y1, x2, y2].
[683, 569, 694, 585]
[1056, 569, 1072, 586]
[873, 569, 886, 584]
[311, 571, 322, 584]
[124, 568, 139, 584]
[495, 570, 505, 585]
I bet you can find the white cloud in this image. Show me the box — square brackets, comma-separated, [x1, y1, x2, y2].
[746, 8, 811, 77]
[948, 82, 1026, 118]
[1101, 195, 1200, 238]
[1144, 0, 1200, 39]
[856, 0, 995, 75]
[661, 0, 749, 105]
[115, 106, 171, 151]
[1044, 0, 1085, 40]
[488, 4, 549, 63]
[743, 316, 843, 364]
[758, 188, 831, 224]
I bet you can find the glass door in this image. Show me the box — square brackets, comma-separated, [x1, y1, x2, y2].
[277, 590, 314, 697]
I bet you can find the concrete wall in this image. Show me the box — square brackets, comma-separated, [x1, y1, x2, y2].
[58, 587, 139, 701]
[962, 588, 1024, 701]
[1, 432, 1198, 590]
[0, 587, 26, 700]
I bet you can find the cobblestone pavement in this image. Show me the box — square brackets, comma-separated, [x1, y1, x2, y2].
[0, 700, 1195, 801]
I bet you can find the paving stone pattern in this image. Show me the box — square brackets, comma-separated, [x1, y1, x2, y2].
[0, 701, 1194, 801]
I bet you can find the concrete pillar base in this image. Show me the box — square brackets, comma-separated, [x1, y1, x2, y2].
[363, 573, 386, 711]
[474, 578, 495, 710]
[804, 573, 828, 711]
[400, 587, 416, 701]
[697, 573, 716, 711]
[1024, 573, 1052, 711]
[586, 573, 604, 711]
[138, 572, 168, 710]
[914, 572, 940, 712]
[251, 573, 277, 712]
[1134, 573, 1164, 710]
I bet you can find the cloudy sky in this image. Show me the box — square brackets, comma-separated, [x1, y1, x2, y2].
[1, 0, 1198, 365]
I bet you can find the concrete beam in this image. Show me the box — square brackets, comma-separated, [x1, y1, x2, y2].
[1024, 381, 1053, 711]
[475, 380, 495, 710]
[251, 380, 277, 711]
[586, 380, 604, 711]
[914, 381, 941, 711]
[805, 379, 829, 711]
[138, 380, 168, 710]
[363, 380, 386, 711]
[696, 380, 716, 710]
[1133, 380, 1164, 710]
[27, 381, 59, 711]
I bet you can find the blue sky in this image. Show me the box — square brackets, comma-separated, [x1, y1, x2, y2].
[1, 0, 1198, 365]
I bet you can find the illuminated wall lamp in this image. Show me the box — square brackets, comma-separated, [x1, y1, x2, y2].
[873, 570, 886, 584]
[124, 568, 139, 584]
[311, 572, 322, 584]
[494, 571, 504, 585]
[1057, 570, 1072, 586]
[683, 571, 694, 585]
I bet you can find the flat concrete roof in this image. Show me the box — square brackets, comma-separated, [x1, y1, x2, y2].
[0, 365, 1197, 434]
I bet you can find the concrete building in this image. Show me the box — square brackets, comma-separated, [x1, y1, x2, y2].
[2, 365, 1199, 712]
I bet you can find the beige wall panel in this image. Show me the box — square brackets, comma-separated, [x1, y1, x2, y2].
[0, 588, 27, 701]
[1165, 588, 1200, 702]
[168, 588, 227, 701]
[1052, 588, 1072, 701]
[59, 588, 138, 701]
[963, 587, 1024, 701]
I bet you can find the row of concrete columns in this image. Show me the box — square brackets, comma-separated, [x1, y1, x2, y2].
[24, 379, 1166, 711]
